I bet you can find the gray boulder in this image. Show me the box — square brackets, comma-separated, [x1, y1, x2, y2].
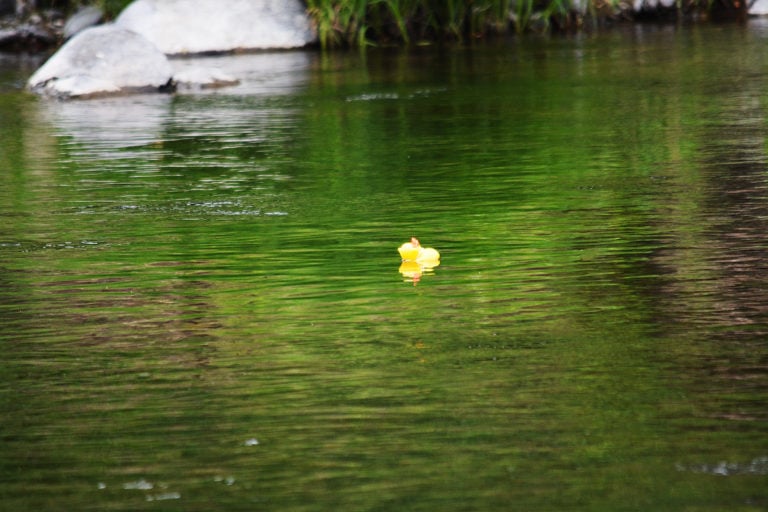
[27, 24, 173, 99]
[115, 0, 316, 55]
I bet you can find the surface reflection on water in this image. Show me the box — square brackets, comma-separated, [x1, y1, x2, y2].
[2, 24, 768, 511]
[35, 51, 312, 157]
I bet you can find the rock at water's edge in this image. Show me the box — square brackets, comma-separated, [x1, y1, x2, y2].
[751, 0, 768, 14]
[27, 24, 172, 98]
[115, 0, 316, 55]
[173, 66, 240, 90]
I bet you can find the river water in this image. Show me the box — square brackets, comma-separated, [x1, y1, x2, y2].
[1, 22, 767, 511]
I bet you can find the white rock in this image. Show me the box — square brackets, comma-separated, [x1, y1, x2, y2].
[173, 65, 239, 90]
[27, 24, 172, 98]
[633, 0, 677, 9]
[169, 51, 312, 96]
[750, 0, 768, 14]
[43, 75, 121, 97]
[115, 0, 316, 55]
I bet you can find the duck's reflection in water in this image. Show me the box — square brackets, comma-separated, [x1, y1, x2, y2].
[399, 260, 440, 285]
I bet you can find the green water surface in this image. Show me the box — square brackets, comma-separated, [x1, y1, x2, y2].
[1, 23, 767, 511]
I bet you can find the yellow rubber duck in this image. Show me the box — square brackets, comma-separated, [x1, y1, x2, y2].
[398, 237, 440, 285]
[398, 237, 440, 266]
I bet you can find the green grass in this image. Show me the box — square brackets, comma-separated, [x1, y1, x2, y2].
[304, 0, 607, 47]
[306, 0, 518, 47]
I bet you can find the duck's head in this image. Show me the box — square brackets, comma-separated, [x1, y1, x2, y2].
[398, 237, 421, 261]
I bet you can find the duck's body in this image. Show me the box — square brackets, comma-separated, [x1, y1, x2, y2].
[398, 237, 440, 284]
[417, 247, 440, 263]
[398, 238, 421, 261]
[398, 237, 440, 264]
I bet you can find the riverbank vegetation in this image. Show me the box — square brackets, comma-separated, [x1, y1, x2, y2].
[305, 0, 586, 47]
[91, 0, 740, 47]
[14, 0, 748, 50]
[303, 0, 748, 47]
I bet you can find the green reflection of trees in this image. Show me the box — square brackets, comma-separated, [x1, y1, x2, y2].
[2, 26, 768, 510]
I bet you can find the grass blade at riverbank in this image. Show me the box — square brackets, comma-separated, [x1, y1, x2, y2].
[305, 0, 521, 47]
